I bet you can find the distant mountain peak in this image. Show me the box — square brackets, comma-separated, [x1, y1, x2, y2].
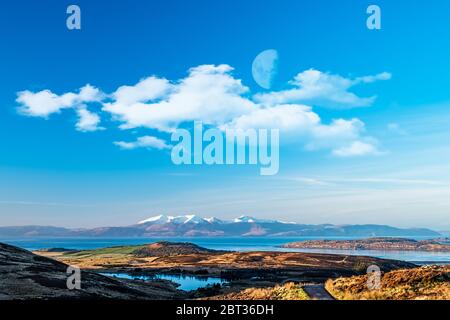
[138, 215, 166, 224]
[204, 217, 223, 224]
[234, 216, 257, 223]
[183, 215, 205, 224]
[0, 218, 441, 238]
[233, 215, 293, 224]
[138, 215, 297, 225]
[138, 214, 208, 225]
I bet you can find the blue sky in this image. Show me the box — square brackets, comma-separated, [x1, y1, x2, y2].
[1, 0, 450, 229]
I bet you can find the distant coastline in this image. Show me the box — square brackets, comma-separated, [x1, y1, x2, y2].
[2, 236, 450, 265]
[282, 237, 450, 252]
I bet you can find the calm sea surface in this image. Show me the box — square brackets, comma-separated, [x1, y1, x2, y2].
[2, 236, 449, 264]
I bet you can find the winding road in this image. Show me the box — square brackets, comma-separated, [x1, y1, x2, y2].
[303, 284, 335, 300]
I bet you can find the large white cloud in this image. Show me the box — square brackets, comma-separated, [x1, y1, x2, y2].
[103, 65, 255, 132]
[220, 104, 372, 154]
[16, 65, 390, 157]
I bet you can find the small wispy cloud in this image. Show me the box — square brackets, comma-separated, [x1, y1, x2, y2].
[332, 140, 381, 157]
[387, 122, 408, 135]
[289, 177, 333, 186]
[0, 200, 94, 208]
[334, 178, 450, 186]
[287, 176, 450, 187]
[114, 135, 171, 150]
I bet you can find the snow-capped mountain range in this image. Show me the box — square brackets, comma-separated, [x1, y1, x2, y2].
[137, 215, 292, 225]
[138, 215, 210, 225]
[0, 214, 441, 238]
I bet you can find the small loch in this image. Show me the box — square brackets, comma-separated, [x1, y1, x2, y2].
[101, 272, 227, 291]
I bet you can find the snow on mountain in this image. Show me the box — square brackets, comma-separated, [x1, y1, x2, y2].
[233, 215, 290, 224]
[1, 219, 440, 238]
[138, 215, 168, 224]
[138, 215, 209, 225]
[204, 217, 224, 224]
[139, 215, 294, 225]
[233, 216, 257, 223]
[183, 215, 206, 224]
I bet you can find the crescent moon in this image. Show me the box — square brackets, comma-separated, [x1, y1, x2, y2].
[252, 49, 279, 89]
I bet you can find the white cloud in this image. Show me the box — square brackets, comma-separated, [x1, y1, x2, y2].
[254, 69, 391, 108]
[16, 65, 389, 157]
[112, 76, 172, 105]
[220, 104, 319, 132]
[289, 177, 332, 186]
[114, 136, 171, 150]
[332, 140, 380, 157]
[103, 65, 255, 132]
[287, 176, 450, 187]
[17, 90, 76, 117]
[355, 72, 392, 84]
[75, 107, 103, 132]
[387, 122, 407, 135]
[220, 104, 374, 153]
[17, 84, 103, 118]
[307, 119, 366, 151]
[332, 178, 450, 186]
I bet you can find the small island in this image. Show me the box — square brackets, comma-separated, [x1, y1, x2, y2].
[281, 237, 450, 252]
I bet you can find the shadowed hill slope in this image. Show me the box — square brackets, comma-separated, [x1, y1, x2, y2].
[0, 243, 185, 300]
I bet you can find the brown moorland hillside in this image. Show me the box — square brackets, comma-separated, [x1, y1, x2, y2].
[202, 282, 310, 300]
[0, 243, 186, 300]
[36, 241, 414, 276]
[325, 266, 450, 300]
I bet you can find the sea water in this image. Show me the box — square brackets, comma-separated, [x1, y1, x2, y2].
[1, 236, 449, 264]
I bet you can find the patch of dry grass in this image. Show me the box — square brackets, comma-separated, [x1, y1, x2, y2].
[326, 266, 450, 300]
[204, 283, 310, 300]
